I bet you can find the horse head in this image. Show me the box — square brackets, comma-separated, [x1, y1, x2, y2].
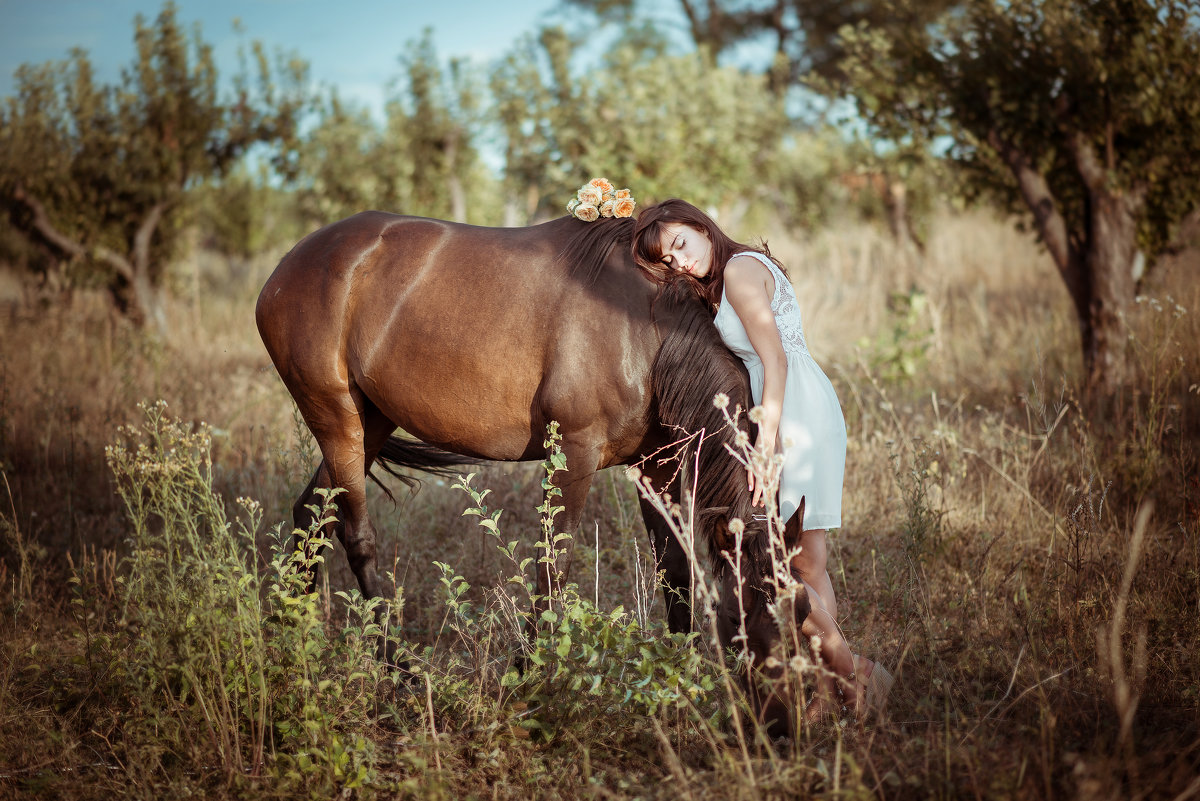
[647, 283, 813, 736]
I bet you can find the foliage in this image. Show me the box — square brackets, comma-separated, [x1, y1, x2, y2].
[193, 163, 302, 262]
[565, 0, 957, 89]
[0, 2, 309, 328]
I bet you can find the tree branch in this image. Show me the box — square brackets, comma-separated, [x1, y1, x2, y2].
[132, 200, 167, 277]
[1066, 129, 1147, 212]
[679, 0, 705, 49]
[1067, 129, 1107, 194]
[12, 185, 136, 283]
[986, 128, 1085, 300]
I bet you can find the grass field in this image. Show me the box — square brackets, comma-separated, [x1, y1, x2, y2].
[1, 210, 1197, 800]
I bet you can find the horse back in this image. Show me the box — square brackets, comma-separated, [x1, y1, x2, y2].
[256, 211, 660, 464]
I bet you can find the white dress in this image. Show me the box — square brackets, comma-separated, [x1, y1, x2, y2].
[713, 251, 846, 530]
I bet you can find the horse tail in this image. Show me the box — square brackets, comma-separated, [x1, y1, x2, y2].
[649, 284, 759, 572]
[369, 435, 488, 499]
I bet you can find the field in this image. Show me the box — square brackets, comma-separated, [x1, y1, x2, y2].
[1, 210, 1198, 800]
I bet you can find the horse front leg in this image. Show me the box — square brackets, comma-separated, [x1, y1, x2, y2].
[637, 488, 694, 634]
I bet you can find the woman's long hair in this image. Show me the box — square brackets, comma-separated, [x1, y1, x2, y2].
[631, 199, 785, 311]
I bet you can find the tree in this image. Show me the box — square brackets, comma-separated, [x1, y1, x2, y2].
[287, 32, 493, 227]
[290, 93, 389, 225]
[490, 25, 785, 224]
[389, 32, 486, 222]
[0, 2, 307, 329]
[491, 27, 592, 223]
[565, 0, 956, 91]
[835, 0, 1200, 397]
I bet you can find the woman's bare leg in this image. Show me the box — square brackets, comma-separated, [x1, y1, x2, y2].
[800, 582, 881, 719]
[790, 525, 837, 621]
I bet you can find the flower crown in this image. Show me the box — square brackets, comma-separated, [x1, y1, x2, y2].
[567, 177, 636, 222]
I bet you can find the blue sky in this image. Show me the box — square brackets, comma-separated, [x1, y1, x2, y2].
[0, 0, 574, 114]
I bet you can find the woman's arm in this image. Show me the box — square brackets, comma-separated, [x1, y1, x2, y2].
[723, 255, 788, 507]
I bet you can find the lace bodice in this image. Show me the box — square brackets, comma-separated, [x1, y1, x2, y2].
[720, 250, 811, 360]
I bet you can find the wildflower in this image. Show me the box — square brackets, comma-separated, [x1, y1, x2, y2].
[728, 517, 745, 536]
[748, 406, 764, 424]
[712, 392, 730, 410]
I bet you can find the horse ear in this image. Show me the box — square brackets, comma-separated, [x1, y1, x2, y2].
[783, 496, 808, 550]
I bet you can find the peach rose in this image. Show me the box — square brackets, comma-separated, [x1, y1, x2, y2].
[589, 177, 614, 195]
[574, 203, 599, 222]
[566, 197, 580, 214]
[615, 188, 631, 199]
[613, 197, 636, 218]
[600, 199, 615, 217]
[577, 185, 602, 206]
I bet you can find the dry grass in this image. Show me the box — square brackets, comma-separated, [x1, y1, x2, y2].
[1, 209, 1198, 799]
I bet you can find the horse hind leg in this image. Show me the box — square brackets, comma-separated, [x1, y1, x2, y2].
[290, 387, 398, 602]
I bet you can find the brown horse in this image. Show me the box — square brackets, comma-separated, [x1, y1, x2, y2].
[256, 211, 810, 731]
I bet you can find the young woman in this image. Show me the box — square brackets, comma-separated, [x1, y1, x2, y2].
[631, 199, 891, 718]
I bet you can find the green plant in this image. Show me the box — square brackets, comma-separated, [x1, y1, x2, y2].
[891, 436, 946, 571]
[857, 289, 933, 384]
[96, 400, 388, 796]
[448, 426, 719, 741]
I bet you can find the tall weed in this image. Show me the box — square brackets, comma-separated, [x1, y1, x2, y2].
[82, 401, 390, 796]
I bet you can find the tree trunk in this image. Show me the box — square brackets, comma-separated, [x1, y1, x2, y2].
[1067, 132, 1142, 399]
[444, 130, 467, 223]
[1077, 190, 1139, 397]
[989, 129, 1141, 401]
[109, 269, 166, 333]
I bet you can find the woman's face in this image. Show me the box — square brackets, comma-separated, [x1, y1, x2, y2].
[658, 223, 713, 279]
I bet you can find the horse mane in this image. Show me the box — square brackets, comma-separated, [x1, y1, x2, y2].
[556, 216, 636, 284]
[649, 283, 767, 576]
